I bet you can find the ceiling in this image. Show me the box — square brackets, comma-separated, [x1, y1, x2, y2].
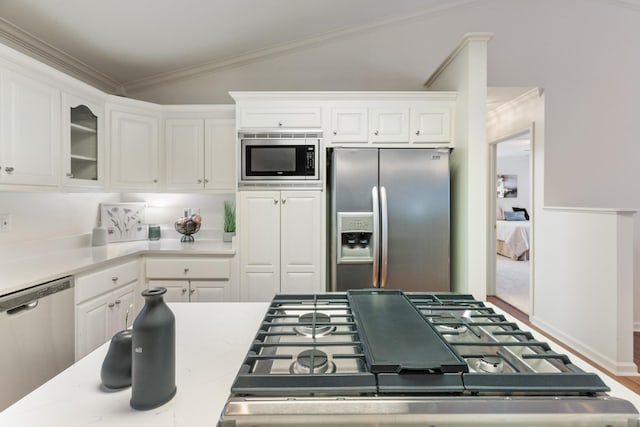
[0, 0, 462, 91]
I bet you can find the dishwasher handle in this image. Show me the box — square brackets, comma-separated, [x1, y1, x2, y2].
[0, 276, 73, 314]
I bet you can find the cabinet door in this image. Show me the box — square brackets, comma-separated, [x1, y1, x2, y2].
[370, 107, 409, 142]
[329, 108, 368, 143]
[75, 292, 112, 360]
[190, 280, 230, 302]
[148, 280, 190, 303]
[0, 69, 60, 186]
[280, 191, 322, 294]
[165, 119, 205, 191]
[110, 110, 161, 190]
[239, 191, 281, 301]
[62, 94, 104, 188]
[410, 105, 452, 143]
[239, 107, 321, 128]
[111, 282, 136, 332]
[205, 118, 236, 191]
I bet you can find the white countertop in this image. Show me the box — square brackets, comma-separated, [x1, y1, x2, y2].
[0, 302, 267, 427]
[0, 238, 235, 296]
[0, 302, 638, 426]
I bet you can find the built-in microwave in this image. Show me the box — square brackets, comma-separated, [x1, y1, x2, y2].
[239, 130, 321, 186]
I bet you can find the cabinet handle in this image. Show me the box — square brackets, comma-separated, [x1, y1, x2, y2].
[181, 288, 187, 294]
[333, 131, 337, 135]
[374, 130, 379, 136]
[415, 130, 421, 135]
[153, 179, 158, 183]
[282, 199, 286, 204]
[197, 179, 202, 183]
[274, 199, 278, 205]
[184, 268, 189, 274]
[4, 166, 14, 173]
[189, 289, 195, 294]
[108, 303, 115, 308]
[66, 172, 74, 178]
[111, 276, 118, 282]
[278, 121, 283, 127]
[204, 178, 209, 184]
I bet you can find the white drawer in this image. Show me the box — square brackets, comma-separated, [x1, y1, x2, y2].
[76, 259, 139, 303]
[146, 258, 230, 280]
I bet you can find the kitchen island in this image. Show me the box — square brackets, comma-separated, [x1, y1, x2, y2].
[0, 303, 267, 427]
[1, 302, 639, 426]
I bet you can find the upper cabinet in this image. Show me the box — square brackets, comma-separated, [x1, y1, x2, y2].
[62, 94, 104, 188]
[107, 99, 162, 191]
[327, 96, 455, 146]
[164, 109, 236, 192]
[0, 68, 61, 186]
[238, 106, 322, 129]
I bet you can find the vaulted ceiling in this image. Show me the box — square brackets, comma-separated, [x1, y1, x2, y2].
[0, 0, 464, 93]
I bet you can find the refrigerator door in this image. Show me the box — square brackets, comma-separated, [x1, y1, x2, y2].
[379, 149, 450, 292]
[332, 149, 379, 291]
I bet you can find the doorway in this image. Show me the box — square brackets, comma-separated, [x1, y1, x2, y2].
[491, 130, 532, 314]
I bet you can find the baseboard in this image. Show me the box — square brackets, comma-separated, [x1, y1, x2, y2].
[531, 315, 639, 377]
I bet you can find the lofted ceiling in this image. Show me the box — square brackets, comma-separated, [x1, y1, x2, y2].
[0, 0, 468, 93]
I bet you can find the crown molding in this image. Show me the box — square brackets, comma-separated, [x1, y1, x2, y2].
[0, 17, 123, 94]
[123, 0, 481, 94]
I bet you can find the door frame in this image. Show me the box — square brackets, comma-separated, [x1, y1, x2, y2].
[487, 123, 535, 314]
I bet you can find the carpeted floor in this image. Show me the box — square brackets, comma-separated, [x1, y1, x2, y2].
[495, 254, 530, 314]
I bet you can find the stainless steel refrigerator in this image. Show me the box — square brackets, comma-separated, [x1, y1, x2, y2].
[329, 148, 450, 292]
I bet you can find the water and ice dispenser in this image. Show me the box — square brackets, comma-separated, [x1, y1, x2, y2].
[336, 212, 374, 264]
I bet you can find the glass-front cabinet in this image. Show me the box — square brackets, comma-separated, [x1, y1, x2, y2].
[62, 94, 104, 188]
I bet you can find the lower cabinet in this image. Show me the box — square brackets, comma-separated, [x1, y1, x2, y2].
[145, 256, 235, 302]
[239, 190, 322, 302]
[74, 259, 140, 361]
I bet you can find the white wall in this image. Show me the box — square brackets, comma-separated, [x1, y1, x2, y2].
[0, 192, 233, 245]
[497, 154, 530, 215]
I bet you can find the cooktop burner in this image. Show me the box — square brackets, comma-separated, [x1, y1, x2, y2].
[221, 291, 639, 426]
[230, 290, 611, 396]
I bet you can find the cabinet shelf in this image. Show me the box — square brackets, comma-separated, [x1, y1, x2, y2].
[71, 154, 98, 162]
[70, 122, 97, 133]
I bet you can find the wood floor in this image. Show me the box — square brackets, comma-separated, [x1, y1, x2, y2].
[487, 296, 640, 395]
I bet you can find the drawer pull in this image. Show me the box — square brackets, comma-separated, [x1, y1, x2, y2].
[111, 276, 118, 282]
[115, 299, 121, 305]
[181, 288, 187, 294]
[183, 268, 189, 274]
[189, 289, 195, 294]
[108, 302, 115, 308]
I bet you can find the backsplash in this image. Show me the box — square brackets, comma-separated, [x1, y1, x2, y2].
[0, 192, 234, 245]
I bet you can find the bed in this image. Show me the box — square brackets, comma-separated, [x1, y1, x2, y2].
[496, 220, 530, 260]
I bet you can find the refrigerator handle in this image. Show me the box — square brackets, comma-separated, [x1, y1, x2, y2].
[372, 186, 380, 287]
[380, 186, 389, 288]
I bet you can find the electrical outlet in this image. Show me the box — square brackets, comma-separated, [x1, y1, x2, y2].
[0, 214, 10, 232]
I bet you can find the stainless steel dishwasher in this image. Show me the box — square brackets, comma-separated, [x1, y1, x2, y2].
[0, 276, 75, 411]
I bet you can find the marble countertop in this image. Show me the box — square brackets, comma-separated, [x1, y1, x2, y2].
[0, 238, 235, 296]
[0, 302, 268, 427]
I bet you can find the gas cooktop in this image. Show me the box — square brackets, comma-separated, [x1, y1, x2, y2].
[219, 290, 639, 426]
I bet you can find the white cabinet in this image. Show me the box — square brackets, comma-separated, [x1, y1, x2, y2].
[330, 108, 368, 143]
[411, 104, 452, 142]
[369, 106, 409, 142]
[145, 256, 233, 302]
[327, 97, 455, 146]
[238, 106, 322, 129]
[75, 259, 140, 361]
[108, 105, 161, 191]
[62, 94, 104, 188]
[239, 191, 322, 301]
[0, 69, 60, 186]
[164, 117, 235, 191]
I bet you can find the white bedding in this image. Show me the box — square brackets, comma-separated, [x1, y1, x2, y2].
[496, 220, 530, 260]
